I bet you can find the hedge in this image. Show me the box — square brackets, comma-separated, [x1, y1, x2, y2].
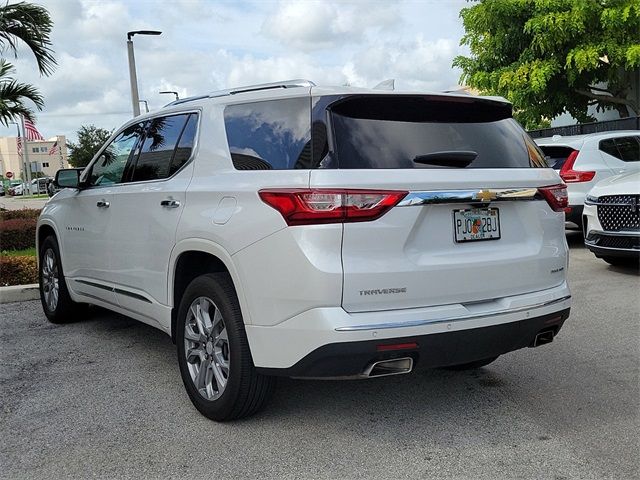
[0, 256, 38, 286]
[0, 208, 41, 221]
[0, 218, 37, 250]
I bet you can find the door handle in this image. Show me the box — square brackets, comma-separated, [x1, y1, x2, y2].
[96, 200, 110, 208]
[160, 199, 180, 208]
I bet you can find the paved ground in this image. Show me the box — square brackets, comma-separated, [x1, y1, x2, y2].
[0, 195, 48, 211]
[1, 234, 638, 479]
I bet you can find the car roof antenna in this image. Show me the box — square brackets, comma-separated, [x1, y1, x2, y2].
[373, 79, 395, 91]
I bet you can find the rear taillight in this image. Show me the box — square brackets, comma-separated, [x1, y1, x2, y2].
[559, 150, 595, 182]
[538, 184, 570, 212]
[258, 189, 408, 226]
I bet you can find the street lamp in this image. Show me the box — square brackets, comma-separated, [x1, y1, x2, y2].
[127, 30, 162, 117]
[159, 90, 180, 101]
[139, 100, 149, 113]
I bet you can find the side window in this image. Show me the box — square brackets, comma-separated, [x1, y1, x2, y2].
[169, 113, 198, 176]
[600, 136, 640, 162]
[614, 136, 639, 162]
[223, 97, 311, 170]
[130, 114, 190, 182]
[89, 123, 144, 186]
[599, 138, 618, 158]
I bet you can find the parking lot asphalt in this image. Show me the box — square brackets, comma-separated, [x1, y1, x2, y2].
[1, 233, 638, 480]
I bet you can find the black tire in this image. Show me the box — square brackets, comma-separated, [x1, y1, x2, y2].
[442, 356, 499, 371]
[176, 273, 275, 421]
[602, 256, 639, 268]
[39, 235, 86, 323]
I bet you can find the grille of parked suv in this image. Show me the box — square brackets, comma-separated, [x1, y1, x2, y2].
[597, 195, 640, 231]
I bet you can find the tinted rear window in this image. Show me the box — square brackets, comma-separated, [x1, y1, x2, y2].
[329, 96, 547, 169]
[538, 145, 576, 170]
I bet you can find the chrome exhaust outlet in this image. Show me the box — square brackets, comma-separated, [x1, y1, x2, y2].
[533, 330, 555, 347]
[362, 357, 414, 378]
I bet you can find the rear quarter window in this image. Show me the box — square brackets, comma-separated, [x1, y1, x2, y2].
[600, 136, 640, 162]
[223, 98, 311, 170]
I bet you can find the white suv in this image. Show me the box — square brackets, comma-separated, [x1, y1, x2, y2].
[38, 80, 572, 421]
[535, 131, 640, 229]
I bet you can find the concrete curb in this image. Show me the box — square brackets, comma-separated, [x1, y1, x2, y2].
[0, 284, 40, 304]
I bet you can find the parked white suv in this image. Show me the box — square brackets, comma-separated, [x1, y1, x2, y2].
[535, 131, 640, 229]
[38, 81, 572, 421]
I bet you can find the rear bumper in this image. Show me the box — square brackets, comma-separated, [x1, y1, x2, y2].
[246, 282, 571, 375]
[256, 309, 569, 377]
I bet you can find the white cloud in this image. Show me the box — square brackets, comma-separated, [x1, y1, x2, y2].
[0, 0, 467, 143]
[262, 1, 402, 51]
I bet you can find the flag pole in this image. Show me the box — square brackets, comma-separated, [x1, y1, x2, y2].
[20, 115, 33, 195]
[58, 136, 64, 169]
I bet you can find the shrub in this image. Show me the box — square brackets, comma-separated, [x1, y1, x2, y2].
[0, 256, 38, 286]
[0, 208, 41, 221]
[0, 218, 37, 250]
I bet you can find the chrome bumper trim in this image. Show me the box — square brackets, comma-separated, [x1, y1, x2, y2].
[335, 295, 572, 332]
[587, 230, 640, 237]
[396, 188, 539, 207]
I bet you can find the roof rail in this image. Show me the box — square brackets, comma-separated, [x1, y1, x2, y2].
[166, 79, 316, 106]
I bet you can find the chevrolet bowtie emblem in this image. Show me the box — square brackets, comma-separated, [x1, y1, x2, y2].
[474, 190, 497, 202]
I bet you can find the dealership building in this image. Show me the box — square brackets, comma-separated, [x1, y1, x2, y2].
[0, 136, 69, 180]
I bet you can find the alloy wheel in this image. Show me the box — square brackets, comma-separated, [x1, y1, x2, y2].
[41, 248, 59, 312]
[183, 296, 230, 400]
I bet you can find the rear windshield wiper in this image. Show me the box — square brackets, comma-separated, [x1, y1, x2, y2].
[413, 151, 478, 168]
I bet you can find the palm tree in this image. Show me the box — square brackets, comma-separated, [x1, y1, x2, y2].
[0, 1, 56, 124]
[0, 59, 43, 126]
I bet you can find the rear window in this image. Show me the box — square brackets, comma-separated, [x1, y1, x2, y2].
[224, 98, 311, 170]
[328, 95, 547, 169]
[538, 145, 576, 170]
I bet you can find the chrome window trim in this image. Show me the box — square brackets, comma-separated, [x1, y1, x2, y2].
[334, 295, 571, 332]
[396, 188, 539, 207]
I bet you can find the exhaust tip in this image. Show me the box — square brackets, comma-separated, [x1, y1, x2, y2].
[363, 357, 414, 378]
[533, 329, 555, 347]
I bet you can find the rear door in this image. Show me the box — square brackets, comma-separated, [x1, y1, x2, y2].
[310, 94, 568, 312]
[107, 113, 198, 322]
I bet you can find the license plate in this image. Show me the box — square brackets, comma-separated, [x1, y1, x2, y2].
[453, 208, 501, 243]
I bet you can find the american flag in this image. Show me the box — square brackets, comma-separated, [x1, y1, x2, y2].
[24, 118, 45, 141]
[48, 140, 59, 155]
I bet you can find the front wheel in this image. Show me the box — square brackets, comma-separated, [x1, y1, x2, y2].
[176, 273, 275, 421]
[39, 235, 85, 323]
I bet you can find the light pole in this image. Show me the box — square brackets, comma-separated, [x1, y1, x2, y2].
[139, 100, 149, 113]
[127, 30, 161, 117]
[159, 90, 179, 101]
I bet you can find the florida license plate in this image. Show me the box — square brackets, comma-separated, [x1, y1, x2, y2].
[453, 208, 501, 242]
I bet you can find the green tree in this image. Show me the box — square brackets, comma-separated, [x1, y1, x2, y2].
[67, 125, 113, 168]
[453, 0, 640, 129]
[0, 1, 56, 125]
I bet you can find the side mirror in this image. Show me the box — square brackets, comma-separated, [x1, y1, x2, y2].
[54, 168, 82, 189]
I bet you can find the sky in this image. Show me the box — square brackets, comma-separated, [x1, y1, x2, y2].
[0, 0, 470, 143]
